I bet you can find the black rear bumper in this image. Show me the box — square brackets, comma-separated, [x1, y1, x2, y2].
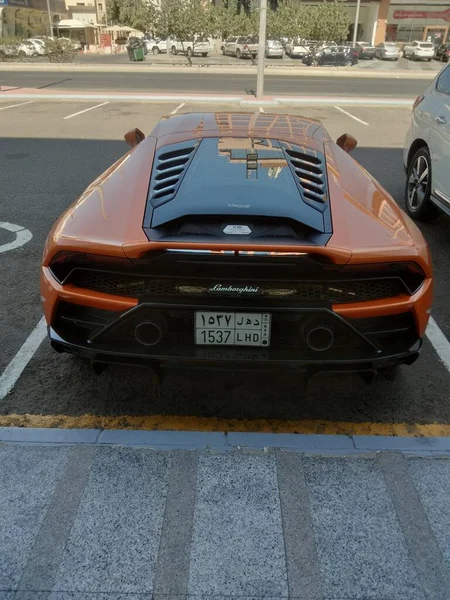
[49, 301, 422, 375]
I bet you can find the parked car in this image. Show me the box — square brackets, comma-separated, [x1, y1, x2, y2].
[303, 45, 358, 67]
[285, 38, 309, 58]
[235, 36, 258, 59]
[144, 38, 168, 55]
[374, 42, 400, 60]
[265, 40, 283, 58]
[354, 42, 375, 59]
[404, 64, 450, 220]
[169, 37, 211, 57]
[0, 40, 41, 58]
[221, 36, 240, 54]
[41, 112, 432, 378]
[434, 43, 450, 62]
[403, 41, 434, 61]
[308, 40, 337, 52]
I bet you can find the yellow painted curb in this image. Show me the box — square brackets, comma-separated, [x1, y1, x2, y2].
[0, 413, 450, 437]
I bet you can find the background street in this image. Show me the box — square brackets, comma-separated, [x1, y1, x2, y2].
[0, 69, 434, 96]
[1, 97, 449, 430]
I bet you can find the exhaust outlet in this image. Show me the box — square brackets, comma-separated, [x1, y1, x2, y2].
[303, 320, 334, 352]
[135, 315, 167, 347]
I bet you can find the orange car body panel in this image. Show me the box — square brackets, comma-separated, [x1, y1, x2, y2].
[41, 112, 433, 335]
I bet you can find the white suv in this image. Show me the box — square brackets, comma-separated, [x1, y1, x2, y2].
[402, 41, 434, 61]
[404, 64, 450, 220]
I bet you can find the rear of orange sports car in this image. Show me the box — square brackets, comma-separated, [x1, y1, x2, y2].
[41, 112, 432, 377]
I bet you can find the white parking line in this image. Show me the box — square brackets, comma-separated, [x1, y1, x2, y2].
[334, 106, 369, 126]
[0, 222, 32, 253]
[170, 103, 186, 115]
[63, 101, 109, 120]
[426, 317, 450, 372]
[0, 317, 46, 401]
[0, 101, 34, 112]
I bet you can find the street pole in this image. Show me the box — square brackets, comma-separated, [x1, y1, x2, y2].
[45, 0, 52, 37]
[352, 0, 361, 47]
[256, 0, 267, 98]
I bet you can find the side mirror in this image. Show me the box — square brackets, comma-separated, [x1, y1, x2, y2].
[124, 128, 145, 147]
[336, 133, 357, 153]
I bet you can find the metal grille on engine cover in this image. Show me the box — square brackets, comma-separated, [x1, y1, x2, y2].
[282, 145, 327, 204]
[72, 270, 406, 304]
[149, 140, 199, 207]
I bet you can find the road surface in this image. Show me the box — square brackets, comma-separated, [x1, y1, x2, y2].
[0, 70, 429, 97]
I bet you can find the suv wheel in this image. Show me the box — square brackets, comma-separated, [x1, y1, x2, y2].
[310, 57, 319, 66]
[171, 45, 177, 55]
[343, 58, 353, 67]
[236, 48, 241, 59]
[186, 47, 193, 57]
[152, 47, 160, 55]
[405, 147, 436, 220]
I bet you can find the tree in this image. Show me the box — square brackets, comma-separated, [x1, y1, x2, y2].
[266, 1, 314, 40]
[155, 0, 217, 63]
[310, 1, 350, 43]
[105, 0, 158, 31]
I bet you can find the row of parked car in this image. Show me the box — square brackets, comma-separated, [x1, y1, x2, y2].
[0, 36, 82, 59]
[142, 37, 211, 57]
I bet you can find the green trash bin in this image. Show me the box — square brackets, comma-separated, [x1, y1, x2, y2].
[127, 46, 144, 61]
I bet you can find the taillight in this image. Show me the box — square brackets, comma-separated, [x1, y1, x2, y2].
[412, 95, 424, 111]
[344, 262, 426, 295]
[48, 252, 130, 284]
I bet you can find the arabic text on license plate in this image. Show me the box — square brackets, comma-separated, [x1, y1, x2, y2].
[195, 312, 271, 347]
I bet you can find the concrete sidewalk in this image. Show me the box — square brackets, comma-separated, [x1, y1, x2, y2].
[2, 430, 450, 600]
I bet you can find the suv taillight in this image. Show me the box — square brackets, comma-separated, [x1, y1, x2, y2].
[412, 95, 424, 111]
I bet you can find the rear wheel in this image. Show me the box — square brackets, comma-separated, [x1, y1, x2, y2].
[310, 57, 319, 66]
[343, 58, 353, 67]
[428, 58, 432, 62]
[236, 48, 241, 59]
[152, 46, 160, 55]
[186, 47, 193, 57]
[405, 147, 436, 221]
[171, 45, 177, 55]
[201, 52, 207, 57]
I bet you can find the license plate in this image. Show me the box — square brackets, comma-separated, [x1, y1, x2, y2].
[195, 312, 271, 347]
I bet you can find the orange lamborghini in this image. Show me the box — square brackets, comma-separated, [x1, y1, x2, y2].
[41, 112, 432, 378]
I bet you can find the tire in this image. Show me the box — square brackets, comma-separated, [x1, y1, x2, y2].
[236, 48, 241, 59]
[405, 146, 437, 221]
[310, 58, 319, 66]
[32, 52, 39, 57]
[412, 53, 417, 61]
[222, 47, 226, 55]
[186, 47, 193, 57]
[18, 50, 26, 57]
[201, 52, 207, 57]
[152, 46, 160, 55]
[343, 58, 353, 67]
[428, 58, 432, 62]
[171, 45, 177, 55]
[403, 50, 407, 58]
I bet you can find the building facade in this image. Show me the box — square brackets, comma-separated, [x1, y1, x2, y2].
[0, 0, 67, 37]
[64, 0, 105, 26]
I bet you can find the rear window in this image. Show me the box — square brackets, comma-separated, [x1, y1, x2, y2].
[419, 43, 434, 48]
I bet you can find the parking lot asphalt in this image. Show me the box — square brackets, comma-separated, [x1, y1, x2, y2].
[1, 99, 450, 431]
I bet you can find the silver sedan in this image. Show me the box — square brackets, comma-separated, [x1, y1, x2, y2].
[265, 40, 284, 58]
[375, 42, 400, 60]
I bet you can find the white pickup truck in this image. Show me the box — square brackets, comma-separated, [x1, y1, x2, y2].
[235, 36, 259, 59]
[169, 37, 211, 57]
